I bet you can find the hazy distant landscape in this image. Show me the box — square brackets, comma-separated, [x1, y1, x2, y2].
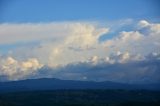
[0, 78, 160, 106]
[0, 78, 160, 92]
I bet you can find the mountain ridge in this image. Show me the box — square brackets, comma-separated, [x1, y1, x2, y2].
[0, 78, 160, 93]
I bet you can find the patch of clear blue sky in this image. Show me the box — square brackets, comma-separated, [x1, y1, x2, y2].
[0, 0, 159, 53]
[0, 0, 159, 23]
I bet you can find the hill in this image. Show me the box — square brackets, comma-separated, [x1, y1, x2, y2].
[0, 78, 160, 93]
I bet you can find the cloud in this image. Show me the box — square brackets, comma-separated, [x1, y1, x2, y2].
[0, 22, 68, 44]
[1, 51, 159, 84]
[7, 26, 108, 67]
[0, 20, 160, 83]
[0, 57, 43, 80]
[0, 22, 108, 45]
[138, 20, 150, 28]
[0, 22, 109, 66]
[31, 52, 160, 84]
[65, 24, 108, 50]
[103, 20, 160, 55]
[4, 20, 159, 66]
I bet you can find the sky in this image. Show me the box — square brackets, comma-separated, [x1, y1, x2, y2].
[0, 0, 160, 83]
[0, 0, 160, 22]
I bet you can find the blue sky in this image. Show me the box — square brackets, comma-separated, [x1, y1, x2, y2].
[0, 0, 160, 83]
[0, 0, 159, 23]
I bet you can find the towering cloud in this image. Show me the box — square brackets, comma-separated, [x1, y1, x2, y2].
[0, 20, 160, 83]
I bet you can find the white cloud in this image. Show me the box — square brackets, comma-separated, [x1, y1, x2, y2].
[65, 24, 108, 50]
[0, 22, 108, 45]
[104, 20, 160, 55]
[0, 57, 43, 80]
[12, 24, 108, 67]
[0, 20, 160, 83]
[32, 52, 160, 84]
[4, 20, 160, 67]
[90, 55, 99, 65]
[0, 22, 109, 67]
[88, 52, 145, 65]
[0, 51, 160, 83]
[21, 58, 43, 71]
[138, 20, 150, 28]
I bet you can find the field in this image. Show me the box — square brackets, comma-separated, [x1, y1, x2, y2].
[0, 90, 160, 106]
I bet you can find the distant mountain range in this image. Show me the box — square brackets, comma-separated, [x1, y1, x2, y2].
[0, 78, 160, 92]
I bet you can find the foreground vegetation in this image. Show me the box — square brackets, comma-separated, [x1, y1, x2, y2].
[0, 89, 160, 106]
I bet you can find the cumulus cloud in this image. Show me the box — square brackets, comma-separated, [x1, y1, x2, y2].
[0, 57, 43, 80]
[1, 51, 159, 83]
[1, 22, 108, 67]
[138, 20, 150, 28]
[31, 52, 160, 84]
[65, 24, 108, 50]
[104, 20, 160, 55]
[0, 20, 160, 83]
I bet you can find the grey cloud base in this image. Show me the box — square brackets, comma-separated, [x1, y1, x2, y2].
[28, 54, 160, 84]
